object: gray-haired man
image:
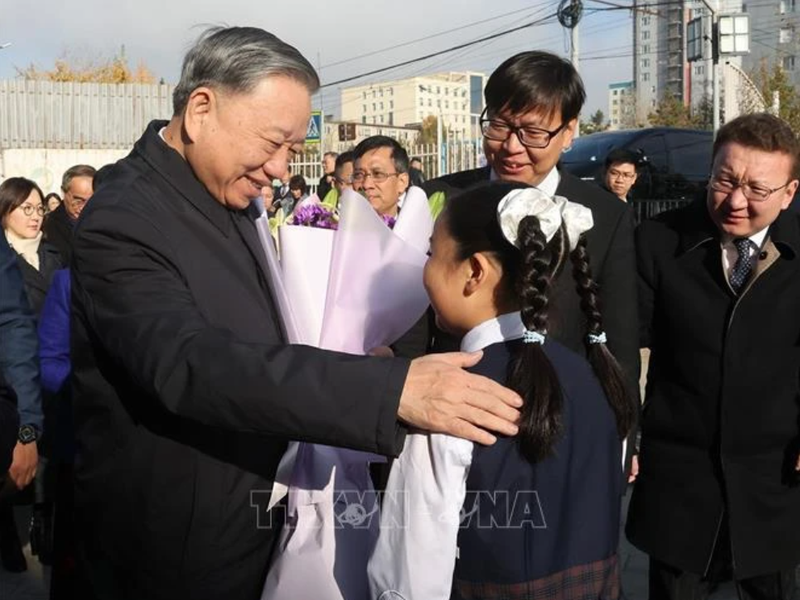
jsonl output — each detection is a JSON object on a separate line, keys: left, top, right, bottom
{"left": 70, "top": 26, "right": 521, "bottom": 599}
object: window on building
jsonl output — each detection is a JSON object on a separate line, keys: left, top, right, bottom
{"left": 780, "top": 0, "right": 796, "bottom": 13}
{"left": 372, "top": 116, "right": 376, "bottom": 124}
{"left": 380, "top": 89, "right": 384, "bottom": 97}
{"left": 380, "top": 115, "right": 384, "bottom": 123}
{"left": 363, "top": 91, "right": 366, "bottom": 99}
{"left": 695, "top": 65, "right": 705, "bottom": 75}
{"left": 372, "top": 90, "right": 376, "bottom": 98}
{"left": 437, "top": 99, "right": 441, "bottom": 107}
{"left": 390, "top": 87, "right": 394, "bottom": 96}
{"left": 613, "top": 99, "right": 619, "bottom": 105}
{"left": 613, "top": 90, "right": 618, "bottom": 96}
{"left": 420, "top": 98, "right": 424, "bottom": 107}
{"left": 362, "top": 104, "right": 367, "bottom": 112}
{"left": 445, "top": 87, "right": 449, "bottom": 95}
{"left": 642, "top": 16, "right": 650, "bottom": 26}
{"left": 641, "top": 58, "right": 650, "bottom": 69}
{"left": 372, "top": 103, "right": 376, "bottom": 111}
{"left": 780, "top": 27, "right": 793, "bottom": 43}
{"left": 437, "top": 86, "right": 441, "bottom": 94}
{"left": 445, "top": 101, "right": 449, "bottom": 109}
{"left": 643, "top": 30, "right": 650, "bottom": 40}
{"left": 390, "top": 100, "right": 394, "bottom": 109}
{"left": 428, "top": 99, "right": 432, "bottom": 107}
{"left": 362, "top": 116, "right": 366, "bottom": 124}
{"left": 642, "top": 44, "right": 651, "bottom": 54}
{"left": 642, "top": 72, "right": 650, "bottom": 82}
{"left": 783, "top": 55, "right": 796, "bottom": 70}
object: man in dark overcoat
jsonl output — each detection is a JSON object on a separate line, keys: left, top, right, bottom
{"left": 69, "top": 27, "right": 521, "bottom": 600}
{"left": 628, "top": 112, "right": 800, "bottom": 600}
{"left": 423, "top": 51, "right": 640, "bottom": 472}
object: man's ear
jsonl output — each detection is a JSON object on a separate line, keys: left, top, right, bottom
{"left": 182, "top": 87, "right": 215, "bottom": 143}
{"left": 397, "top": 172, "right": 410, "bottom": 194}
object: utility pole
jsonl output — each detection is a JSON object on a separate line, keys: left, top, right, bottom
{"left": 572, "top": 25, "right": 580, "bottom": 137}
{"left": 558, "top": 0, "right": 583, "bottom": 137}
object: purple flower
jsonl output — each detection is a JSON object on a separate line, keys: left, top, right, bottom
{"left": 291, "top": 204, "right": 339, "bottom": 230}
{"left": 381, "top": 214, "right": 397, "bottom": 229}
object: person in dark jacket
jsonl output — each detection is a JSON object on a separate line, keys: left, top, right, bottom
{"left": 1, "top": 177, "right": 65, "bottom": 316}
{"left": 0, "top": 232, "right": 42, "bottom": 572}
{"left": 628, "top": 113, "right": 800, "bottom": 600}
{"left": 42, "top": 164, "right": 95, "bottom": 263}
{"left": 422, "top": 50, "right": 640, "bottom": 476}
{"left": 70, "top": 26, "right": 520, "bottom": 600}
{"left": 0, "top": 177, "right": 64, "bottom": 567}
{"left": 316, "top": 151, "right": 338, "bottom": 201}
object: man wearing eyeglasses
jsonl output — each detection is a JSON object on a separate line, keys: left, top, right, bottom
{"left": 603, "top": 148, "right": 639, "bottom": 202}
{"left": 352, "top": 135, "right": 410, "bottom": 218}
{"left": 423, "top": 50, "right": 640, "bottom": 475}
{"left": 628, "top": 113, "right": 800, "bottom": 600}
{"left": 42, "top": 164, "right": 96, "bottom": 263}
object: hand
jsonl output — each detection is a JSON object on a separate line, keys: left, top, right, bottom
{"left": 628, "top": 454, "right": 639, "bottom": 484}
{"left": 8, "top": 442, "right": 38, "bottom": 490}
{"left": 398, "top": 352, "right": 522, "bottom": 445}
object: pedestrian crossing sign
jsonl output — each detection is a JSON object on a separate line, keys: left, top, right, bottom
{"left": 306, "top": 111, "right": 322, "bottom": 144}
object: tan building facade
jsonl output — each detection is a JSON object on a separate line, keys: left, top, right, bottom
{"left": 340, "top": 71, "right": 487, "bottom": 139}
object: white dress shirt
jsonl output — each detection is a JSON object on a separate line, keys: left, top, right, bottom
{"left": 490, "top": 165, "right": 560, "bottom": 198}
{"left": 367, "top": 313, "right": 527, "bottom": 600}
{"left": 720, "top": 227, "right": 769, "bottom": 285}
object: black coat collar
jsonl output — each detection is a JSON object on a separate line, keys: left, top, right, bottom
{"left": 135, "top": 120, "right": 234, "bottom": 238}
{"left": 677, "top": 197, "right": 800, "bottom": 259}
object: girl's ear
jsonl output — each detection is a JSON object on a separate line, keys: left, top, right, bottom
{"left": 464, "top": 252, "right": 500, "bottom": 296}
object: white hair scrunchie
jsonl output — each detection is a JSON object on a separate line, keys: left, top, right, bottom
{"left": 496, "top": 187, "right": 594, "bottom": 251}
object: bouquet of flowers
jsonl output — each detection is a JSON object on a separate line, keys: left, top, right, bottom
{"left": 253, "top": 187, "right": 433, "bottom": 600}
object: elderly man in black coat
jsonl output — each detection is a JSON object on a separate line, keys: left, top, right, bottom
{"left": 628, "top": 113, "right": 800, "bottom": 600}
{"left": 70, "top": 26, "right": 521, "bottom": 600}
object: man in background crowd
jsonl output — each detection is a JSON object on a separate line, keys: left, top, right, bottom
{"left": 317, "top": 151, "right": 339, "bottom": 201}
{"left": 43, "top": 165, "right": 96, "bottom": 263}
{"left": 408, "top": 156, "right": 426, "bottom": 188}
{"left": 603, "top": 148, "right": 639, "bottom": 202}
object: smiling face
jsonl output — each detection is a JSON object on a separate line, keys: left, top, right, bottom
{"left": 4, "top": 189, "right": 45, "bottom": 239}
{"left": 707, "top": 142, "right": 798, "bottom": 238}
{"left": 483, "top": 106, "right": 576, "bottom": 187}
{"left": 182, "top": 76, "right": 311, "bottom": 210}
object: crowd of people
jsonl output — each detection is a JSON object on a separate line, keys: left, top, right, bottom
{"left": 0, "top": 24, "right": 798, "bottom": 600}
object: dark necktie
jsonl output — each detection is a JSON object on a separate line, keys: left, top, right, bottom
{"left": 730, "top": 238, "right": 754, "bottom": 293}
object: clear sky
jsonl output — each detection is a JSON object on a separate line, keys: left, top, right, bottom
{"left": 0, "top": 0, "right": 633, "bottom": 121}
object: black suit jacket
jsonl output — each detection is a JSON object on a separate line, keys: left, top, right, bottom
{"left": 42, "top": 203, "right": 75, "bottom": 264}
{"left": 423, "top": 167, "right": 640, "bottom": 399}
{"left": 71, "top": 121, "right": 410, "bottom": 600}
{"left": 627, "top": 200, "right": 800, "bottom": 578}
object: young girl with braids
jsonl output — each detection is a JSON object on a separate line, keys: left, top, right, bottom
{"left": 368, "top": 181, "right": 635, "bottom": 600}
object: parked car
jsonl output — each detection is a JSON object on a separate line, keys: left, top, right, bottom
{"left": 560, "top": 127, "right": 713, "bottom": 202}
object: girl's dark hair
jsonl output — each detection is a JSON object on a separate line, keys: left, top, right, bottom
{"left": 0, "top": 177, "right": 45, "bottom": 222}
{"left": 442, "top": 182, "right": 634, "bottom": 461}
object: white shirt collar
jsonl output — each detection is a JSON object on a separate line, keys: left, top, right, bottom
{"left": 460, "top": 312, "right": 526, "bottom": 353}
{"left": 722, "top": 227, "right": 769, "bottom": 249}
{"left": 489, "top": 166, "right": 560, "bottom": 198}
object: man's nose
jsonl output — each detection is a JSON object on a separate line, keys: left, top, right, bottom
{"left": 502, "top": 129, "right": 525, "bottom": 153}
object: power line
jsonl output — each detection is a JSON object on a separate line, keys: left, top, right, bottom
{"left": 319, "top": 2, "right": 555, "bottom": 71}
{"left": 319, "top": 11, "right": 559, "bottom": 89}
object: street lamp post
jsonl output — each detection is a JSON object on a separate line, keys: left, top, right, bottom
{"left": 688, "top": 6, "right": 750, "bottom": 133}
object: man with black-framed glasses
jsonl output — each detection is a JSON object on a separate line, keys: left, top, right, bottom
{"left": 629, "top": 112, "right": 800, "bottom": 600}
{"left": 422, "top": 50, "right": 640, "bottom": 479}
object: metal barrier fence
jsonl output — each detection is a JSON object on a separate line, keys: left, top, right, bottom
{"left": 629, "top": 199, "right": 693, "bottom": 224}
